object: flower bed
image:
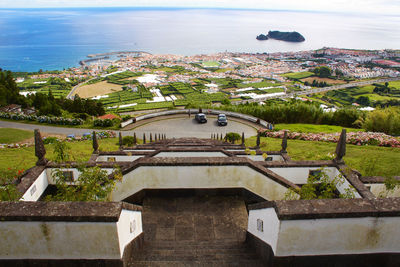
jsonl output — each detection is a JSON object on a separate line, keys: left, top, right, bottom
{"left": 260, "top": 130, "right": 400, "bottom": 148}
{"left": 0, "top": 112, "right": 84, "bottom": 126}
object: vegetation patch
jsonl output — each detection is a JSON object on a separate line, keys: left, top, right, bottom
{"left": 74, "top": 81, "right": 123, "bottom": 99}
{"left": 245, "top": 136, "right": 400, "bottom": 177}
{"left": 0, "top": 128, "right": 33, "bottom": 144}
{"left": 281, "top": 71, "right": 314, "bottom": 79}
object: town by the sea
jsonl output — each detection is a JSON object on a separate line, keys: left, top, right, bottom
{"left": 0, "top": 7, "right": 399, "bottom": 72}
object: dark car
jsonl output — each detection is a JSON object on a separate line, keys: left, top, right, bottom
{"left": 195, "top": 113, "right": 207, "bottom": 123}
{"left": 217, "top": 114, "right": 228, "bottom": 126}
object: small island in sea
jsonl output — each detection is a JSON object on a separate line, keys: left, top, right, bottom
{"left": 257, "top": 30, "right": 305, "bottom": 42}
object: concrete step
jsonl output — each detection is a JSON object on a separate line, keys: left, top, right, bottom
{"left": 143, "top": 240, "right": 248, "bottom": 249}
{"left": 133, "top": 248, "right": 255, "bottom": 256}
{"left": 128, "top": 259, "right": 264, "bottom": 267}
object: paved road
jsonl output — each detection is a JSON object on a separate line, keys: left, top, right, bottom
{"left": 0, "top": 116, "right": 257, "bottom": 139}
{"left": 233, "top": 77, "right": 400, "bottom": 104}
{"left": 130, "top": 116, "right": 257, "bottom": 138}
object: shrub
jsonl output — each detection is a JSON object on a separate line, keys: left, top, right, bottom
{"left": 122, "top": 136, "right": 135, "bottom": 146}
{"left": 225, "top": 132, "right": 241, "bottom": 143}
{"left": 363, "top": 107, "right": 400, "bottom": 136}
{"left": 122, "top": 115, "right": 132, "bottom": 122}
{"left": 93, "top": 118, "right": 113, "bottom": 127}
{"left": 43, "top": 137, "right": 59, "bottom": 144}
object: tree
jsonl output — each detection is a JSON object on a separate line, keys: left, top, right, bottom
{"left": 47, "top": 166, "right": 122, "bottom": 201}
{"left": 356, "top": 96, "right": 371, "bottom": 106}
{"left": 312, "top": 66, "right": 332, "bottom": 78}
{"left": 335, "top": 69, "right": 344, "bottom": 77}
{"left": 53, "top": 140, "right": 71, "bottom": 163}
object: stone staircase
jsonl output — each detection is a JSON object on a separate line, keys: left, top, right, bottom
{"left": 128, "top": 194, "right": 265, "bottom": 267}
{"left": 128, "top": 240, "right": 263, "bottom": 266}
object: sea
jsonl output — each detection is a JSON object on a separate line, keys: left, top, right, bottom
{"left": 0, "top": 7, "right": 399, "bottom": 72}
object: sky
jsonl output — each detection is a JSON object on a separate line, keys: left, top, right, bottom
{"left": 0, "top": 0, "right": 399, "bottom": 14}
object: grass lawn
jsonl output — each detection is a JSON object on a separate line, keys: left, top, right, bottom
{"left": 237, "top": 81, "right": 280, "bottom": 89}
{"left": 281, "top": 71, "right": 314, "bottom": 79}
{"left": 359, "top": 94, "right": 400, "bottom": 101}
{"left": 245, "top": 136, "right": 400, "bottom": 177}
{"left": 274, "top": 123, "right": 363, "bottom": 133}
{"left": 0, "top": 128, "right": 33, "bottom": 144}
{"left": 202, "top": 61, "right": 220, "bottom": 68}
{"left": 0, "top": 138, "right": 120, "bottom": 173}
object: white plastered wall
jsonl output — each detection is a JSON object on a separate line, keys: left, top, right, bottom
{"left": 96, "top": 155, "right": 143, "bottom": 162}
{"left": 276, "top": 216, "right": 400, "bottom": 256}
{"left": 112, "top": 166, "right": 291, "bottom": 201}
{"left": 154, "top": 152, "right": 227, "bottom": 157}
{"left": 237, "top": 155, "right": 284, "bottom": 162}
{"left": 116, "top": 210, "right": 143, "bottom": 257}
{"left": 248, "top": 208, "right": 280, "bottom": 254}
{"left": 0, "top": 221, "right": 120, "bottom": 259}
{"left": 367, "top": 184, "right": 400, "bottom": 198}
{"left": 20, "top": 170, "right": 48, "bottom": 201}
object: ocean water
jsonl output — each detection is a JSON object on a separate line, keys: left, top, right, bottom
{"left": 0, "top": 8, "right": 399, "bottom": 72}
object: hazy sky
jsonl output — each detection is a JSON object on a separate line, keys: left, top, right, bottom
{"left": 0, "top": 0, "right": 399, "bottom": 14}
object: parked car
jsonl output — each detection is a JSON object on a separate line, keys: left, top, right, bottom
{"left": 195, "top": 113, "right": 207, "bottom": 123}
{"left": 217, "top": 114, "right": 228, "bottom": 126}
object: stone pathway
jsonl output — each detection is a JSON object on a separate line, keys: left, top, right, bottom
{"left": 128, "top": 195, "right": 265, "bottom": 266}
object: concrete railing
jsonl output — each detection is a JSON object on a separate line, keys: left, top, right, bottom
{"left": 0, "top": 202, "right": 143, "bottom": 266}
{"left": 121, "top": 109, "right": 271, "bottom": 128}
{"left": 247, "top": 198, "right": 400, "bottom": 262}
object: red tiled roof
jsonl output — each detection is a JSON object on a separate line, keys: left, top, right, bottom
{"left": 98, "top": 114, "right": 120, "bottom": 120}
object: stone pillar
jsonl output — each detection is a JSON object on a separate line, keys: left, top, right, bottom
{"left": 92, "top": 131, "right": 99, "bottom": 154}
{"left": 34, "top": 129, "right": 48, "bottom": 166}
{"left": 335, "top": 129, "right": 347, "bottom": 162}
{"left": 118, "top": 132, "right": 123, "bottom": 149}
{"left": 281, "top": 131, "right": 288, "bottom": 153}
{"left": 143, "top": 133, "right": 146, "bottom": 144}
{"left": 133, "top": 133, "right": 137, "bottom": 144}
{"left": 220, "top": 133, "right": 223, "bottom": 141}
{"left": 150, "top": 133, "right": 153, "bottom": 143}
{"left": 241, "top": 132, "right": 245, "bottom": 146}
{"left": 256, "top": 132, "right": 260, "bottom": 148}
{"left": 155, "top": 134, "right": 158, "bottom": 142}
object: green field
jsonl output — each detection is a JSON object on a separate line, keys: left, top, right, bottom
{"left": 237, "top": 81, "right": 281, "bottom": 89}
{"left": 281, "top": 71, "right": 314, "bottom": 79}
{"left": 0, "top": 128, "right": 33, "bottom": 144}
{"left": 246, "top": 136, "right": 400, "bottom": 177}
{"left": 0, "top": 138, "right": 120, "bottom": 173}
{"left": 322, "top": 81, "right": 400, "bottom": 107}
{"left": 202, "top": 61, "right": 220, "bottom": 68}
{"left": 1, "top": 135, "right": 397, "bottom": 177}
{"left": 274, "top": 123, "right": 363, "bottom": 133}
{"left": 18, "top": 78, "right": 73, "bottom": 98}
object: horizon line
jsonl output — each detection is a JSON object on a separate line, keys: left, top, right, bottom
{"left": 0, "top": 6, "right": 392, "bottom": 16}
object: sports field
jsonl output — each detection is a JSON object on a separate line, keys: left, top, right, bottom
{"left": 74, "top": 81, "right": 123, "bottom": 98}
